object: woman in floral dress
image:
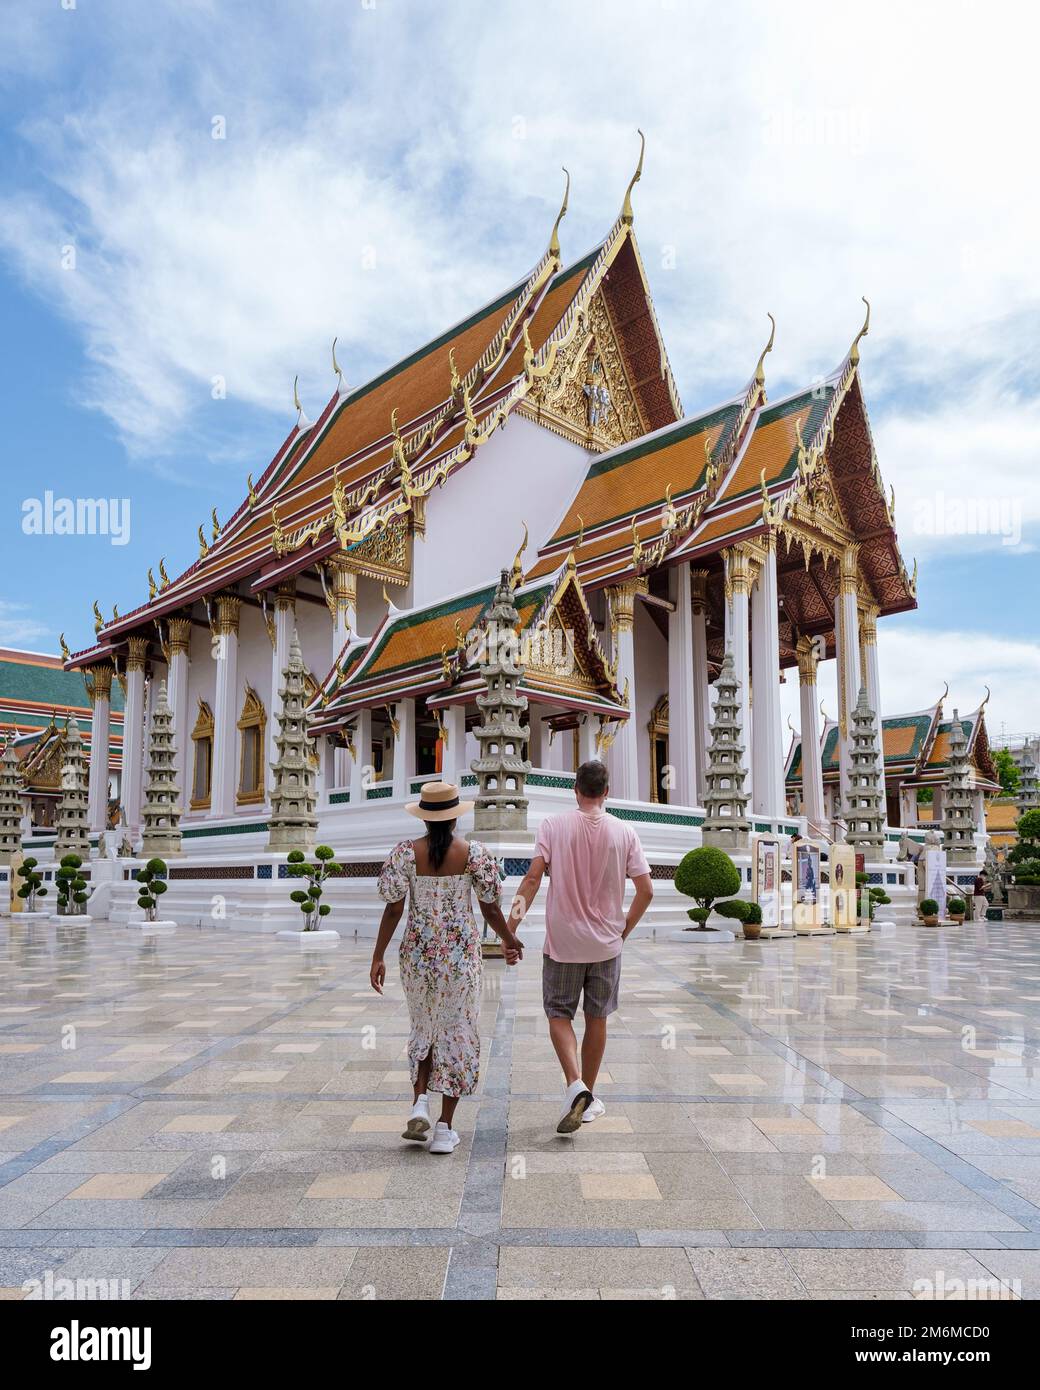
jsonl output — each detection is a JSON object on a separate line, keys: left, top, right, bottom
{"left": 371, "top": 781, "right": 523, "bottom": 1154}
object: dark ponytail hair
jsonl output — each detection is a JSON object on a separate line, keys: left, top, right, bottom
{"left": 425, "top": 819, "right": 457, "bottom": 871}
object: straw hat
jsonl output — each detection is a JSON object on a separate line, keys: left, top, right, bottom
{"left": 405, "top": 780, "right": 474, "bottom": 822}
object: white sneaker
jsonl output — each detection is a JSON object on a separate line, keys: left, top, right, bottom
{"left": 557, "top": 1079, "right": 595, "bottom": 1134}
{"left": 581, "top": 1098, "right": 606, "bottom": 1124}
{"left": 427, "top": 1121, "right": 460, "bottom": 1154}
{"left": 402, "top": 1095, "right": 430, "bottom": 1142}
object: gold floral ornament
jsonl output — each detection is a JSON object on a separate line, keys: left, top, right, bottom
{"left": 511, "top": 521, "right": 529, "bottom": 587}
{"left": 384, "top": 704, "right": 400, "bottom": 738}
{"left": 158, "top": 558, "right": 170, "bottom": 590}
{"left": 271, "top": 505, "right": 286, "bottom": 558}
{"left": 92, "top": 601, "right": 104, "bottom": 635}
{"left": 620, "top": 128, "right": 645, "bottom": 225}
{"left": 661, "top": 484, "right": 678, "bottom": 533}
{"left": 147, "top": 568, "right": 158, "bottom": 601}
{"left": 59, "top": 633, "right": 72, "bottom": 663}
{"left": 112, "top": 604, "right": 120, "bottom": 622}
{"left": 211, "top": 507, "right": 220, "bottom": 541}
{"left": 198, "top": 524, "right": 209, "bottom": 559}
{"left": 630, "top": 516, "right": 644, "bottom": 568}
{"left": 247, "top": 472, "right": 257, "bottom": 508}
{"left": 754, "top": 312, "right": 776, "bottom": 390}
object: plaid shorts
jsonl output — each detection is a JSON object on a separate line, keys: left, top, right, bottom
{"left": 542, "top": 953, "right": 622, "bottom": 1020}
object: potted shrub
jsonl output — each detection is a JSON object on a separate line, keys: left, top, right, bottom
{"left": 714, "top": 898, "right": 763, "bottom": 940}
{"left": 947, "top": 896, "right": 966, "bottom": 925}
{"left": 131, "top": 858, "right": 173, "bottom": 929}
{"left": 277, "top": 846, "right": 341, "bottom": 944}
{"left": 54, "top": 854, "right": 92, "bottom": 920}
{"left": 918, "top": 897, "right": 940, "bottom": 927}
{"left": 14, "top": 857, "right": 47, "bottom": 916}
{"left": 675, "top": 846, "right": 741, "bottom": 932}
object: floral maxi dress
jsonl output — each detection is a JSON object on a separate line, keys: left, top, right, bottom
{"left": 378, "top": 840, "right": 502, "bottom": 1098}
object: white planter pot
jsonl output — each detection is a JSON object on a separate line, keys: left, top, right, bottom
{"left": 9, "top": 911, "right": 48, "bottom": 922}
{"left": 276, "top": 929, "right": 340, "bottom": 946}
{"left": 127, "top": 918, "right": 177, "bottom": 932}
{"left": 666, "top": 927, "right": 736, "bottom": 944}
{"left": 50, "top": 914, "right": 93, "bottom": 925}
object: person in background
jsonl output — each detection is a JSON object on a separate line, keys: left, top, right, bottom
{"left": 973, "top": 869, "right": 990, "bottom": 922}
{"left": 511, "top": 759, "right": 653, "bottom": 1135}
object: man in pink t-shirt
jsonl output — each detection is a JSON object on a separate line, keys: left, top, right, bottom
{"left": 513, "top": 760, "right": 653, "bottom": 1134}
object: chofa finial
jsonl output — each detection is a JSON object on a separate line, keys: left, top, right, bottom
{"left": 621, "top": 129, "right": 645, "bottom": 225}
{"left": 754, "top": 312, "right": 776, "bottom": 388}
{"left": 548, "top": 168, "right": 570, "bottom": 259}
{"left": 849, "top": 296, "right": 871, "bottom": 366}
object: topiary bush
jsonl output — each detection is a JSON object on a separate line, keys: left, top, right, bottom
{"left": 15, "top": 857, "right": 46, "bottom": 913}
{"left": 745, "top": 901, "right": 763, "bottom": 926}
{"left": 687, "top": 907, "right": 710, "bottom": 925}
{"left": 136, "top": 858, "right": 169, "bottom": 923}
{"left": 919, "top": 898, "right": 939, "bottom": 918}
{"left": 675, "top": 847, "right": 741, "bottom": 929}
{"left": 947, "top": 896, "right": 966, "bottom": 916}
{"left": 55, "top": 853, "right": 91, "bottom": 917}
{"left": 714, "top": 899, "right": 751, "bottom": 924}
{"left": 287, "top": 845, "right": 340, "bottom": 931}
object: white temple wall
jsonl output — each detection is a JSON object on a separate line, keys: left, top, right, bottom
{"left": 412, "top": 416, "right": 592, "bottom": 602}
{"left": 633, "top": 601, "right": 668, "bottom": 803}
{"left": 355, "top": 577, "right": 386, "bottom": 646}
{"left": 295, "top": 598, "right": 334, "bottom": 688}
{"left": 182, "top": 619, "right": 216, "bottom": 820}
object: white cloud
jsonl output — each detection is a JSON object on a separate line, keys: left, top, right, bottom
{"left": 0, "top": 601, "right": 50, "bottom": 649}
{"left": 780, "top": 626, "right": 1040, "bottom": 750}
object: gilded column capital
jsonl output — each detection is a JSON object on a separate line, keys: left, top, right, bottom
{"left": 796, "top": 634, "right": 819, "bottom": 685}
{"left": 858, "top": 602, "right": 879, "bottom": 644}
{"left": 607, "top": 576, "right": 648, "bottom": 634}
{"left": 839, "top": 543, "right": 860, "bottom": 597}
{"left": 214, "top": 595, "right": 242, "bottom": 636}
{"left": 725, "top": 544, "right": 760, "bottom": 598}
{"left": 92, "top": 664, "right": 114, "bottom": 700}
{"left": 168, "top": 617, "right": 192, "bottom": 656}
{"left": 126, "top": 636, "right": 149, "bottom": 673}
{"left": 274, "top": 579, "right": 297, "bottom": 611}
{"left": 690, "top": 568, "right": 709, "bottom": 614}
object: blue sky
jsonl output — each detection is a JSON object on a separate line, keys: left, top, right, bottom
{"left": 0, "top": 0, "right": 1037, "bottom": 738}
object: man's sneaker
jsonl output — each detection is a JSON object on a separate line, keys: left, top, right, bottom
{"left": 581, "top": 1098, "right": 606, "bottom": 1124}
{"left": 427, "top": 1122, "right": 460, "bottom": 1154}
{"left": 402, "top": 1095, "right": 430, "bottom": 1142}
{"left": 557, "top": 1079, "right": 595, "bottom": 1135}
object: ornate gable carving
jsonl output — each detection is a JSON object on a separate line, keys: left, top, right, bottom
{"left": 519, "top": 292, "right": 646, "bottom": 451}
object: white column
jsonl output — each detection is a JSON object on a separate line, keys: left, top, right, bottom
{"left": 166, "top": 619, "right": 191, "bottom": 807}
{"left": 269, "top": 583, "right": 295, "bottom": 779}
{"left": 796, "top": 636, "right": 825, "bottom": 830}
{"left": 834, "top": 546, "right": 861, "bottom": 813}
{"left": 691, "top": 569, "right": 711, "bottom": 805}
{"left": 751, "top": 536, "right": 785, "bottom": 816}
{"left": 578, "top": 713, "right": 597, "bottom": 765}
{"left": 607, "top": 580, "right": 645, "bottom": 799}
{"left": 900, "top": 785, "right": 916, "bottom": 828}
{"left": 725, "top": 547, "right": 754, "bottom": 802}
{"left": 391, "top": 698, "right": 416, "bottom": 799}
{"left": 349, "top": 707, "right": 373, "bottom": 806}
{"left": 667, "top": 564, "right": 697, "bottom": 807}
{"left": 859, "top": 603, "right": 881, "bottom": 723}
{"left": 121, "top": 637, "right": 148, "bottom": 839}
{"left": 210, "top": 595, "right": 241, "bottom": 819}
{"left": 526, "top": 709, "right": 544, "bottom": 770}
{"left": 87, "top": 664, "right": 113, "bottom": 834}
{"left": 441, "top": 704, "right": 469, "bottom": 784}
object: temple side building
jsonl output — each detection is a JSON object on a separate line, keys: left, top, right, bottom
{"left": 57, "top": 149, "right": 926, "bottom": 932}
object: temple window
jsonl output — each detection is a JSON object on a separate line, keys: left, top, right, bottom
{"left": 237, "top": 686, "right": 267, "bottom": 805}
{"left": 647, "top": 695, "right": 669, "bottom": 804}
{"left": 190, "top": 700, "right": 214, "bottom": 809}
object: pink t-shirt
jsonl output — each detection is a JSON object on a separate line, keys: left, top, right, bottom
{"left": 535, "top": 809, "right": 651, "bottom": 963}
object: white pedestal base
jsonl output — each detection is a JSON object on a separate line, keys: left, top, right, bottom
{"left": 795, "top": 924, "right": 835, "bottom": 936}
{"left": 9, "top": 911, "right": 48, "bottom": 922}
{"left": 835, "top": 923, "right": 869, "bottom": 935}
{"left": 50, "top": 914, "right": 93, "bottom": 925}
{"left": 127, "top": 919, "right": 177, "bottom": 933}
{"left": 276, "top": 929, "right": 340, "bottom": 946}
{"left": 759, "top": 927, "right": 796, "bottom": 940}
{"left": 666, "top": 927, "right": 736, "bottom": 944}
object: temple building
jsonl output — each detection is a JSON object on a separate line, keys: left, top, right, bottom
{"left": 60, "top": 148, "right": 926, "bottom": 931}
{"left": 0, "top": 647, "right": 124, "bottom": 832}
{"left": 785, "top": 691, "right": 998, "bottom": 854}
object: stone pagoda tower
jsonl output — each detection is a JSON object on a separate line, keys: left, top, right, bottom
{"left": 141, "top": 680, "right": 182, "bottom": 856}
{"left": 470, "top": 569, "right": 531, "bottom": 835}
{"left": 1017, "top": 740, "right": 1039, "bottom": 814}
{"left": 701, "top": 647, "right": 750, "bottom": 850}
{"left": 0, "top": 740, "right": 24, "bottom": 864}
{"left": 54, "top": 723, "right": 90, "bottom": 857}
{"left": 941, "top": 709, "right": 977, "bottom": 864}
{"left": 843, "top": 686, "right": 885, "bottom": 860}
{"left": 267, "top": 631, "right": 318, "bottom": 851}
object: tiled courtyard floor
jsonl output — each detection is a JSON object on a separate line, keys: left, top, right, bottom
{"left": 1, "top": 917, "right": 1040, "bottom": 1300}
